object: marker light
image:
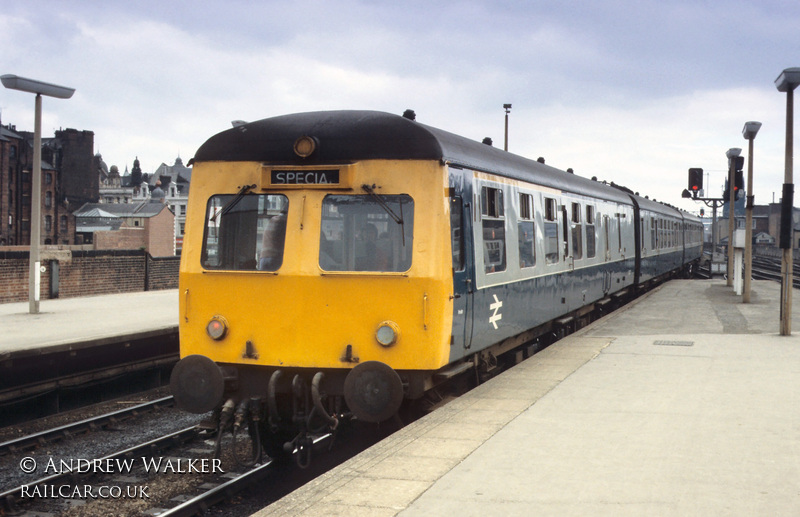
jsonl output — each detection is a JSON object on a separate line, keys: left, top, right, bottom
{"left": 293, "top": 136, "right": 317, "bottom": 158}
{"left": 206, "top": 316, "right": 228, "bottom": 340}
{"left": 375, "top": 321, "right": 400, "bottom": 347}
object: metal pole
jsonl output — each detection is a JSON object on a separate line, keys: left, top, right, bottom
{"left": 727, "top": 155, "right": 735, "bottom": 286}
{"left": 743, "top": 136, "right": 754, "bottom": 303}
{"left": 28, "top": 93, "right": 42, "bottom": 314}
{"left": 712, "top": 201, "right": 718, "bottom": 251}
{"left": 780, "top": 88, "right": 794, "bottom": 335}
{"left": 504, "top": 113, "right": 509, "bottom": 151}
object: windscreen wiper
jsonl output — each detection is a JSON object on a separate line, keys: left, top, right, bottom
{"left": 361, "top": 184, "right": 403, "bottom": 224}
{"left": 361, "top": 184, "right": 406, "bottom": 246}
{"left": 211, "top": 183, "right": 256, "bottom": 222}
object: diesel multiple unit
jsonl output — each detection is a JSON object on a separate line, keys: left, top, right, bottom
{"left": 170, "top": 110, "right": 702, "bottom": 457}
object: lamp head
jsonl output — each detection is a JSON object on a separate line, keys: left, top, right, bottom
{"left": 775, "top": 68, "right": 800, "bottom": 92}
{"left": 742, "top": 121, "right": 762, "bottom": 140}
{"left": 1, "top": 74, "right": 75, "bottom": 99}
{"left": 726, "top": 148, "right": 742, "bottom": 159}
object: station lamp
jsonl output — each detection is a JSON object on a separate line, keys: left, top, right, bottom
{"left": 775, "top": 67, "right": 800, "bottom": 335}
{"left": 741, "top": 121, "right": 762, "bottom": 304}
{"left": 1, "top": 74, "right": 75, "bottom": 314}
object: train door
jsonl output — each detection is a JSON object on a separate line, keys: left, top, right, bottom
{"left": 450, "top": 188, "right": 475, "bottom": 354}
{"left": 562, "top": 204, "right": 573, "bottom": 271}
{"left": 603, "top": 214, "right": 612, "bottom": 293}
{"left": 630, "top": 197, "right": 641, "bottom": 285}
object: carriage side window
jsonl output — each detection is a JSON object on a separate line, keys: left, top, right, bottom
{"left": 518, "top": 193, "right": 535, "bottom": 268}
{"left": 651, "top": 217, "right": 656, "bottom": 250}
{"left": 481, "top": 186, "right": 506, "bottom": 273}
{"left": 657, "top": 219, "right": 662, "bottom": 249}
{"left": 640, "top": 217, "right": 645, "bottom": 250}
{"left": 451, "top": 196, "right": 464, "bottom": 272}
{"left": 319, "top": 194, "right": 414, "bottom": 272}
{"left": 544, "top": 197, "right": 559, "bottom": 264}
{"left": 571, "top": 202, "right": 582, "bottom": 260}
{"left": 202, "top": 193, "right": 287, "bottom": 271}
{"left": 586, "top": 205, "right": 596, "bottom": 258}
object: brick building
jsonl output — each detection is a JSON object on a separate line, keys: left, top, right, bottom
{"left": 0, "top": 124, "right": 95, "bottom": 246}
{"left": 74, "top": 198, "right": 176, "bottom": 256}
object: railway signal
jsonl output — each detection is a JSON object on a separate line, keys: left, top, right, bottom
{"left": 688, "top": 168, "right": 703, "bottom": 196}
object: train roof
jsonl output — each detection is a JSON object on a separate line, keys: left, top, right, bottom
{"left": 192, "top": 110, "right": 640, "bottom": 206}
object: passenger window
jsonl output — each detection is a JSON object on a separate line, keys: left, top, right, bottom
{"left": 586, "top": 206, "right": 596, "bottom": 258}
{"left": 481, "top": 186, "right": 506, "bottom": 273}
{"left": 544, "top": 197, "right": 559, "bottom": 264}
{"left": 319, "top": 194, "right": 414, "bottom": 272}
{"left": 651, "top": 218, "right": 656, "bottom": 250}
{"left": 451, "top": 196, "right": 464, "bottom": 272}
{"left": 518, "top": 193, "right": 535, "bottom": 268}
{"left": 571, "top": 202, "right": 582, "bottom": 260}
{"left": 202, "top": 193, "right": 287, "bottom": 271}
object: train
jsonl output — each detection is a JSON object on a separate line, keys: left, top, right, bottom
{"left": 170, "top": 110, "right": 702, "bottom": 460}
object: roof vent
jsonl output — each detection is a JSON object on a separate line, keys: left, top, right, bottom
{"left": 482, "top": 137, "right": 493, "bottom": 146}
{"left": 402, "top": 109, "right": 416, "bottom": 121}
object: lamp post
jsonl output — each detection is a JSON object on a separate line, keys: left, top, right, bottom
{"left": 503, "top": 103, "right": 512, "bottom": 151}
{"left": 725, "top": 147, "right": 741, "bottom": 287}
{"left": 742, "top": 121, "right": 761, "bottom": 303}
{"left": 775, "top": 67, "right": 800, "bottom": 335}
{"left": 1, "top": 74, "right": 75, "bottom": 314}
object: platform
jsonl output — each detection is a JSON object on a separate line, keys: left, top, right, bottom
{"left": 256, "top": 279, "right": 800, "bottom": 516}
{"left": 0, "top": 289, "right": 178, "bottom": 355}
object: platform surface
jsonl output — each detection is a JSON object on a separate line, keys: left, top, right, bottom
{"left": 0, "top": 289, "right": 178, "bottom": 354}
{"left": 256, "top": 279, "right": 800, "bottom": 516}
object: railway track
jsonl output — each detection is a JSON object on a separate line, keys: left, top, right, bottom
{"left": 0, "top": 393, "right": 370, "bottom": 517}
{"left": 751, "top": 255, "right": 800, "bottom": 289}
{"left": 0, "top": 396, "right": 176, "bottom": 457}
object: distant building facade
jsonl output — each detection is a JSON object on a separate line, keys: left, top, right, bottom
{"left": 0, "top": 124, "right": 92, "bottom": 246}
{"left": 716, "top": 200, "right": 800, "bottom": 249}
{"left": 98, "top": 156, "right": 190, "bottom": 253}
{"left": 74, "top": 199, "right": 175, "bottom": 256}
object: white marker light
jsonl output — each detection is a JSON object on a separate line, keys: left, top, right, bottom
{"left": 376, "top": 321, "right": 400, "bottom": 347}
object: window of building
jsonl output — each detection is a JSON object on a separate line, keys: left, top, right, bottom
{"left": 45, "top": 191, "right": 52, "bottom": 208}
{"left": 60, "top": 216, "right": 68, "bottom": 234}
{"left": 45, "top": 172, "right": 52, "bottom": 185}
{"left": 45, "top": 215, "right": 52, "bottom": 232}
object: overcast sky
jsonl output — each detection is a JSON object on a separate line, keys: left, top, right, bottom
{"left": 2, "top": 0, "right": 799, "bottom": 212}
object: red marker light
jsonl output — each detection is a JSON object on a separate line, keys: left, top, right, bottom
{"left": 206, "top": 317, "right": 228, "bottom": 340}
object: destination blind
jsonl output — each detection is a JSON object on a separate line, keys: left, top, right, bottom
{"left": 271, "top": 170, "right": 339, "bottom": 185}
